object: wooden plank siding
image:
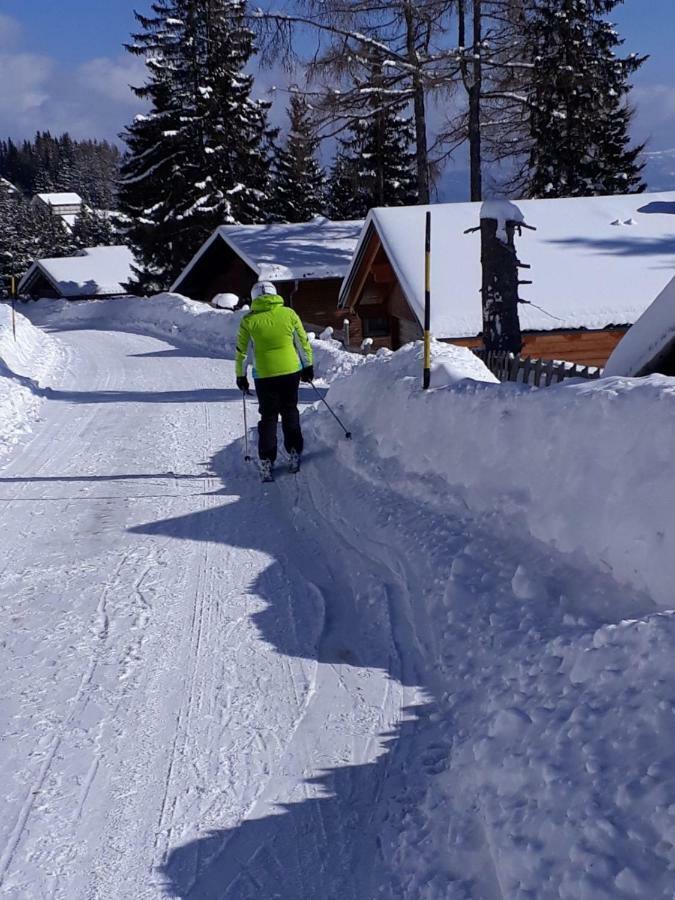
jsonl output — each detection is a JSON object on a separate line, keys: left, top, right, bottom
{"left": 287, "top": 279, "right": 344, "bottom": 332}
{"left": 451, "top": 329, "right": 627, "bottom": 367}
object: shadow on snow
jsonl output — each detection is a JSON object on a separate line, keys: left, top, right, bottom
{"left": 126, "top": 431, "right": 656, "bottom": 899}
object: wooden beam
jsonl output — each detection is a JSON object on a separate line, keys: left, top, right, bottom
{"left": 347, "top": 230, "right": 382, "bottom": 312}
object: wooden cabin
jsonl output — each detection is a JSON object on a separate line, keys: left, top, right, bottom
{"left": 339, "top": 193, "right": 675, "bottom": 367}
{"left": 18, "top": 246, "right": 135, "bottom": 299}
{"left": 171, "top": 218, "right": 363, "bottom": 332}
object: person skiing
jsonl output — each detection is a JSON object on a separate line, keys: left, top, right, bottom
{"left": 236, "top": 281, "right": 314, "bottom": 481}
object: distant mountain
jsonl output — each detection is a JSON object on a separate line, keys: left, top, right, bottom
{"left": 433, "top": 150, "right": 675, "bottom": 206}
{"left": 643, "top": 149, "right": 675, "bottom": 192}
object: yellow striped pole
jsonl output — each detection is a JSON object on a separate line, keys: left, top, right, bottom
{"left": 423, "top": 211, "right": 431, "bottom": 389}
{"left": 10, "top": 276, "right": 16, "bottom": 342}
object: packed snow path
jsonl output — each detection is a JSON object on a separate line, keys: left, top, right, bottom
{"left": 0, "top": 323, "right": 429, "bottom": 899}
{"left": 1, "top": 316, "right": 670, "bottom": 898}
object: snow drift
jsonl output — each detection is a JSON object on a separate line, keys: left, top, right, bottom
{"left": 26, "top": 293, "right": 246, "bottom": 357}
{"left": 0, "top": 303, "right": 65, "bottom": 457}
{"left": 313, "top": 340, "right": 675, "bottom": 609}
{"left": 25, "top": 294, "right": 358, "bottom": 380}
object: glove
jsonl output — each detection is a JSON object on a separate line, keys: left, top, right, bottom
{"left": 236, "top": 376, "right": 250, "bottom": 392}
{"left": 300, "top": 365, "right": 314, "bottom": 384}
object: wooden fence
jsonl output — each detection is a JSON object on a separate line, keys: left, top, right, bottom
{"left": 473, "top": 349, "right": 602, "bottom": 387}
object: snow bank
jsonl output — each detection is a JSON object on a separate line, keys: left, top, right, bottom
{"left": 26, "top": 293, "right": 247, "bottom": 358}
{"left": 309, "top": 335, "right": 366, "bottom": 384}
{"left": 604, "top": 275, "right": 675, "bottom": 376}
{"left": 315, "top": 341, "right": 675, "bottom": 609}
{"left": 25, "top": 294, "right": 360, "bottom": 381}
{"left": 0, "top": 303, "right": 65, "bottom": 457}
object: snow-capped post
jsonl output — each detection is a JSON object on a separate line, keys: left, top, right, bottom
{"left": 468, "top": 201, "right": 534, "bottom": 354}
{"left": 423, "top": 211, "right": 432, "bottom": 389}
{"left": 343, "top": 318, "right": 351, "bottom": 348}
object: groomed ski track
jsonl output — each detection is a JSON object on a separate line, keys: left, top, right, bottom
{"left": 0, "top": 321, "right": 431, "bottom": 900}
{"left": 0, "top": 314, "right": 654, "bottom": 899}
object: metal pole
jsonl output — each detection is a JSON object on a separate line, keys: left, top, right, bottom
{"left": 242, "top": 391, "right": 251, "bottom": 461}
{"left": 310, "top": 382, "right": 352, "bottom": 439}
{"left": 423, "top": 212, "right": 431, "bottom": 389}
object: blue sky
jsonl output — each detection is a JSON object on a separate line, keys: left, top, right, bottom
{"left": 0, "top": 1, "right": 673, "bottom": 167}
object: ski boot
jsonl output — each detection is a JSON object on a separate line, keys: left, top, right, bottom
{"left": 259, "top": 459, "right": 274, "bottom": 483}
{"left": 289, "top": 450, "right": 301, "bottom": 474}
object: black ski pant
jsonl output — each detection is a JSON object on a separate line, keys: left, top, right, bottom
{"left": 255, "top": 371, "right": 303, "bottom": 463}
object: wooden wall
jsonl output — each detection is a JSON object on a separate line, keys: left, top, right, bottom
{"left": 176, "top": 237, "right": 256, "bottom": 302}
{"left": 287, "top": 279, "right": 344, "bottom": 331}
{"left": 451, "top": 328, "right": 627, "bottom": 368}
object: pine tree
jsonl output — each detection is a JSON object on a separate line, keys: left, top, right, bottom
{"left": 31, "top": 203, "right": 78, "bottom": 260}
{"left": 0, "top": 185, "right": 77, "bottom": 286}
{"left": 0, "top": 180, "right": 22, "bottom": 286}
{"left": 118, "top": 0, "right": 274, "bottom": 292}
{"left": 526, "top": 0, "right": 646, "bottom": 198}
{"left": 72, "top": 206, "right": 116, "bottom": 249}
{"left": 324, "top": 57, "right": 418, "bottom": 218}
{"left": 325, "top": 149, "right": 363, "bottom": 220}
{"left": 345, "top": 107, "right": 418, "bottom": 211}
{"left": 270, "top": 94, "right": 325, "bottom": 223}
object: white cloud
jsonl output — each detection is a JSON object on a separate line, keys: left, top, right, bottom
{"left": 0, "top": 51, "right": 54, "bottom": 118}
{"left": 0, "top": 13, "right": 147, "bottom": 144}
{"left": 631, "top": 83, "right": 675, "bottom": 151}
{"left": 77, "top": 56, "right": 148, "bottom": 106}
{"left": 0, "top": 13, "right": 22, "bottom": 50}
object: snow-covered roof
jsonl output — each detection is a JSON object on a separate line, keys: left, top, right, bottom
{"left": 36, "top": 192, "right": 83, "bottom": 207}
{"left": 18, "top": 246, "right": 135, "bottom": 298}
{"left": 604, "top": 275, "right": 675, "bottom": 376}
{"left": 1, "top": 177, "right": 18, "bottom": 194}
{"left": 341, "top": 192, "right": 675, "bottom": 337}
{"left": 172, "top": 217, "right": 364, "bottom": 292}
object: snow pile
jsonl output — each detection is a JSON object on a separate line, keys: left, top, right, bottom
{"left": 211, "top": 292, "right": 240, "bottom": 310}
{"left": 315, "top": 341, "right": 675, "bottom": 608}
{"left": 480, "top": 198, "right": 526, "bottom": 241}
{"left": 604, "top": 275, "right": 675, "bottom": 376}
{"left": 304, "top": 339, "right": 675, "bottom": 895}
{"left": 27, "top": 293, "right": 247, "bottom": 358}
{"left": 0, "top": 303, "right": 65, "bottom": 457}
{"left": 309, "top": 335, "right": 366, "bottom": 384}
{"left": 25, "top": 294, "right": 355, "bottom": 380}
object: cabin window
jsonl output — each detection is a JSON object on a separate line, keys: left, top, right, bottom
{"left": 362, "top": 316, "right": 390, "bottom": 337}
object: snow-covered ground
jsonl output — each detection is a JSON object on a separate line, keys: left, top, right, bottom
{"left": 0, "top": 302, "right": 67, "bottom": 458}
{"left": 1, "top": 297, "right": 675, "bottom": 898}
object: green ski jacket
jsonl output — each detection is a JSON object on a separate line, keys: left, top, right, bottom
{"left": 235, "top": 294, "right": 313, "bottom": 379}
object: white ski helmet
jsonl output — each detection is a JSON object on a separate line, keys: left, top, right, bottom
{"left": 251, "top": 281, "right": 277, "bottom": 300}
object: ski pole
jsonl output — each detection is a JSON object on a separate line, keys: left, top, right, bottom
{"left": 310, "top": 381, "right": 352, "bottom": 440}
{"left": 242, "top": 391, "right": 252, "bottom": 461}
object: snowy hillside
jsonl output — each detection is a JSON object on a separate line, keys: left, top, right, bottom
{"left": 2, "top": 296, "right": 675, "bottom": 898}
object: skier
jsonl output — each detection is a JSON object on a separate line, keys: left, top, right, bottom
{"left": 236, "top": 281, "right": 314, "bottom": 481}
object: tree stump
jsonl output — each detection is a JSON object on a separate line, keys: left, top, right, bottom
{"left": 480, "top": 217, "right": 523, "bottom": 353}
